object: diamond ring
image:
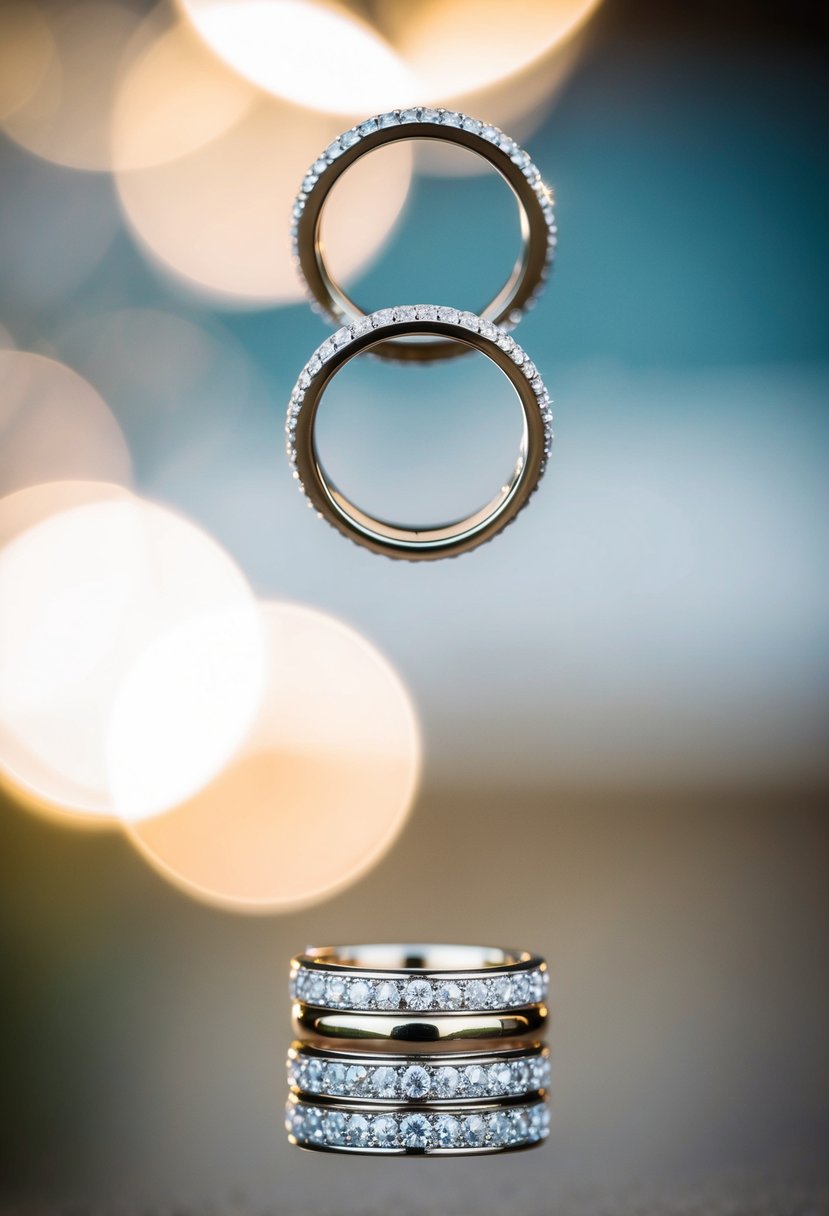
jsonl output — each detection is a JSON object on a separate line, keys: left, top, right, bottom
{"left": 292, "top": 109, "right": 556, "bottom": 362}
{"left": 291, "top": 944, "right": 549, "bottom": 1014}
{"left": 285, "top": 309, "right": 553, "bottom": 560}
{"left": 286, "top": 1092, "right": 550, "bottom": 1155}
{"left": 287, "top": 1043, "right": 550, "bottom": 1104}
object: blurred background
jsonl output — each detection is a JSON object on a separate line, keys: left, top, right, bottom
{"left": 1, "top": 0, "right": 828, "bottom": 1211}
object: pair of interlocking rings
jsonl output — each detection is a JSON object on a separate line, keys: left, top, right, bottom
{"left": 286, "top": 107, "right": 556, "bottom": 560}
{"left": 286, "top": 943, "right": 550, "bottom": 1155}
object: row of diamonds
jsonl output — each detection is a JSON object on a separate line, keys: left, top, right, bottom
{"left": 285, "top": 308, "right": 554, "bottom": 490}
{"left": 288, "top": 1052, "right": 550, "bottom": 1101}
{"left": 291, "top": 959, "right": 548, "bottom": 1012}
{"left": 290, "top": 108, "right": 556, "bottom": 310}
{"left": 286, "top": 1098, "right": 549, "bottom": 1151}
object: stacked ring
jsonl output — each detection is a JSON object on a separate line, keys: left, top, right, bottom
{"left": 287, "top": 1043, "right": 550, "bottom": 1103}
{"left": 285, "top": 1092, "right": 549, "bottom": 1155}
{"left": 285, "top": 944, "right": 550, "bottom": 1155}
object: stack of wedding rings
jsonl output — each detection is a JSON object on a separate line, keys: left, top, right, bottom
{"left": 285, "top": 945, "right": 550, "bottom": 1155}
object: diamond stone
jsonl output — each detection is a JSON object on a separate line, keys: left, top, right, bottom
{"left": 530, "top": 1104, "right": 550, "bottom": 1140}
{"left": 437, "top": 306, "right": 459, "bottom": 323}
{"left": 395, "top": 305, "right": 416, "bottom": 322}
{"left": 301, "top": 1057, "right": 323, "bottom": 1091}
{"left": 303, "top": 972, "right": 323, "bottom": 1001}
{"left": 350, "top": 316, "right": 372, "bottom": 338}
{"left": 511, "top": 973, "right": 531, "bottom": 1005}
{"left": 325, "top": 139, "right": 344, "bottom": 160}
{"left": 378, "top": 111, "right": 399, "bottom": 128}
{"left": 372, "top": 1114, "right": 397, "bottom": 1146}
{"left": 404, "top": 979, "right": 433, "bottom": 1010}
{"left": 322, "top": 1110, "right": 347, "bottom": 1145}
{"left": 434, "top": 1114, "right": 461, "bottom": 1147}
{"left": 400, "top": 1113, "right": 432, "bottom": 1148}
{"left": 340, "top": 128, "right": 360, "bottom": 149}
{"left": 465, "top": 979, "right": 489, "bottom": 1009}
{"left": 512, "top": 1059, "right": 531, "bottom": 1092}
{"left": 304, "top": 1107, "right": 324, "bottom": 1143}
{"left": 491, "top": 976, "right": 513, "bottom": 1008}
{"left": 371, "top": 308, "right": 395, "bottom": 327}
{"left": 346, "top": 1064, "right": 370, "bottom": 1095}
{"left": 358, "top": 117, "right": 378, "bottom": 136}
{"left": 325, "top": 976, "right": 347, "bottom": 1006}
{"left": 324, "top": 1062, "right": 347, "bottom": 1094}
{"left": 442, "top": 110, "right": 463, "bottom": 128}
{"left": 399, "top": 107, "right": 420, "bottom": 123}
{"left": 347, "top": 1114, "right": 371, "bottom": 1147}
{"left": 348, "top": 979, "right": 372, "bottom": 1008}
{"left": 435, "top": 981, "right": 462, "bottom": 1010}
{"left": 462, "top": 1064, "right": 487, "bottom": 1096}
{"left": 375, "top": 980, "right": 400, "bottom": 1010}
{"left": 488, "top": 1111, "right": 512, "bottom": 1145}
{"left": 489, "top": 1061, "right": 512, "bottom": 1094}
{"left": 433, "top": 1065, "right": 460, "bottom": 1097}
{"left": 416, "top": 304, "right": 438, "bottom": 320}
{"left": 419, "top": 107, "right": 441, "bottom": 123}
{"left": 401, "top": 1064, "right": 431, "bottom": 1099}
{"left": 371, "top": 1065, "right": 398, "bottom": 1098}
{"left": 463, "top": 1114, "right": 487, "bottom": 1147}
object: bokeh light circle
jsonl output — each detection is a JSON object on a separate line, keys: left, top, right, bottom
{"left": 0, "top": 350, "right": 132, "bottom": 496}
{"left": 0, "top": 1, "right": 55, "bottom": 123}
{"left": 0, "top": 483, "right": 264, "bottom": 823}
{"left": 0, "top": 0, "right": 146, "bottom": 170}
{"left": 178, "top": 0, "right": 417, "bottom": 116}
{"left": 115, "top": 97, "right": 412, "bottom": 305}
{"left": 110, "top": 16, "right": 257, "bottom": 171}
{"left": 384, "top": 0, "right": 603, "bottom": 101}
{"left": 126, "top": 602, "right": 421, "bottom": 913}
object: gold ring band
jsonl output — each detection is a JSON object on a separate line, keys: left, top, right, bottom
{"left": 292, "top": 107, "right": 556, "bottom": 362}
{"left": 285, "top": 309, "right": 553, "bottom": 560}
{"left": 292, "top": 1002, "right": 548, "bottom": 1047}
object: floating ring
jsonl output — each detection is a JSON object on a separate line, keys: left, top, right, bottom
{"left": 285, "top": 308, "right": 553, "bottom": 560}
{"left": 291, "top": 107, "right": 556, "bottom": 362}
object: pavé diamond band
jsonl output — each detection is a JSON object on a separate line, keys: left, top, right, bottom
{"left": 285, "top": 311, "right": 553, "bottom": 559}
{"left": 292, "top": 108, "right": 556, "bottom": 362}
{"left": 291, "top": 944, "right": 548, "bottom": 1013}
{"left": 286, "top": 1092, "right": 550, "bottom": 1155}
{"left": 287, "top": 1042, "right": 550, "bottom": 1104}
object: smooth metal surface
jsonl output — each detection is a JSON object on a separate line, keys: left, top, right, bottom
{"left": 292, "top": 1002, "right": 548, "bottom": 1046}
{"left": 291, "top": 320, "right": 548, "bottom": 560}
{"left": 296, "top": 944, "right": 539, "bottom": 972}
{"left": 295, "top": 119, "right": 553, "bottom": 362}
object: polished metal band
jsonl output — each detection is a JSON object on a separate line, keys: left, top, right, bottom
{"left": 292, "top": 108, "right": 556, "bottom": 363}
{"left": 286, "top": 1091, "right": 550, "bottom": 1155}
{"left": 285, "top": 310, "right": 553, "bottom": 560}
{"left": 292, "top": 1001, "right": 547, "bottom": 1047}
{"left": 288, "top": 1042, "right": 550, "bottom": 1104}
